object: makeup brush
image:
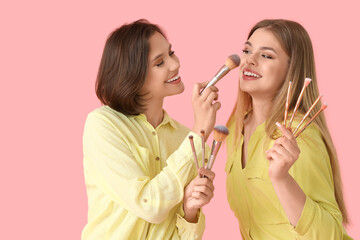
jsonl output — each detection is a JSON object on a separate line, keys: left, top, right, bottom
{"left": 295, "top": 103, "right": 328, "bottom": 138}
{"left": 201, "top": 130, "right": 205, "bottom": 168}
{"left": 200, "top": 54, "right": 241, "bottom": 94}
{"left": 288, "top": 78, "right": 312, "bottom": 129}
{"left": 206, "top": 125, "right": 229, "bottom": 171}
{"left": 188, "top": 135, "right": 200, "bottom": 176}
{"left": 292, "top": 94, "right": 322, "bottom": 135}
{"left": 283, "top": 81, "right": 293, "bottom": 127}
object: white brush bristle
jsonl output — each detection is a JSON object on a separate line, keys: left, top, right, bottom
{"left": 214, "top": 125, "right": 229, "bottom": 142}
{"left": 304, "top": 78, "right": 312, "bottom": 86}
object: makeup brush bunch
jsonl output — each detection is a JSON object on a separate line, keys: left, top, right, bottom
{"left": 188, "top": 125, "right": 229, "bottom": 177}
{"left": 283, "top": 78, "right": 327, "bottom": 138}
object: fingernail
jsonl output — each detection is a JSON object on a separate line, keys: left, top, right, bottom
{"left": 265, "top": 150, "right": 269, "bottom": 153}
{"left": 275, "top": 122, "right": 282, "bottom": 127}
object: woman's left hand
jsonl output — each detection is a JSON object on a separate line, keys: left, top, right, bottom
{"left": 183, "top": 168, "right": 215, "bottom": 223}
{"left": 266, "top": 122, "right": 301, "bottom": 182}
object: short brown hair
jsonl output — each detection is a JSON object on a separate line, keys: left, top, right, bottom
{"left": 95, "top": 19, "right": 165, "bottom": 115}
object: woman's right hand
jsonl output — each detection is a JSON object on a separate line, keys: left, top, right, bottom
{"left": 191, "top": 82, "right": 221, "bottom": 141}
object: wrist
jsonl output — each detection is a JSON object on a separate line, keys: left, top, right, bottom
{"left": 270, "top": 172, "right": 292, "bottom": 184}
{"left": 183, "top": 205, "right": 199, "bottom": 223}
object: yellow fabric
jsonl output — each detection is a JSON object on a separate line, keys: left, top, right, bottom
{"left": 225, "top": 119, "right": 352, "bottom": 240}
{"left": 82, "top": 106, "right": 206, "bottom": 240}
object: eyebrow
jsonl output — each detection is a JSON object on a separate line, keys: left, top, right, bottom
{"left": 152, "top": 44, "right": 172, "bottom": 62}
{"left": 245, "top": 41, "right": 277, "bottom": 54}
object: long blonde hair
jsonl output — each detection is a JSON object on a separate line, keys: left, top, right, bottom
{"left": 227, "top": 19, "right": 348, "bottom": 224}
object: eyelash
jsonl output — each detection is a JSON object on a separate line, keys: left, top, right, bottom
{"left": 156, "top": 61, "right": 164, "bottom": 67}
{"left": 156, "top": 51, "right": 175, "bottom": 67}
{"left": 242, "top": 49, "right": 273, "bottom": 59}
{"left": 262, "top": 54, "right": 272, "bottom": 59}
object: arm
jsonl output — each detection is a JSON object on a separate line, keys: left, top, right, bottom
{"left": 83, "top": 113, "right": 201, "bottom": 224}
{"left": 266, "top": 122, "right": 305, "bottom": 226}
{"left": 176, "top": 168, "right": 215, "bottom": 240}
{"left": 266, "top": 122, "right": 344, "bottom": 239}
{"left": 174, "top": 82, "right": 220, "bottom": 239}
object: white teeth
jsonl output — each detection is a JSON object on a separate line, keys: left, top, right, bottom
{"left": 166, "top": 74, "right": 180, "bottom": 83}
{"left": 244, "top": 71, "right": 260, "bottom": 78}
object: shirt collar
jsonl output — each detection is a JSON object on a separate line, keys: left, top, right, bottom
{"left": 129, "top": 110, "right": 178, "bottom": 130}
{"left": 160, "top": 110, "right": 178, "bottom": 129}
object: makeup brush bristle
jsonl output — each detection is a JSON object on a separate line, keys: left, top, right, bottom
{"left": 304, "top": 78, "right": 312, "bottom": 86}
{"left": 225, "top": 54, "right": 241, "bottom": 70}
{"left": 214, "top": 125, "right": 229, "bottom": 142}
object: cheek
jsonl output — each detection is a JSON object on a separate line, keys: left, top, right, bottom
{"left": 278, "top": 65, "right": 288, "bottom": 79}
{"left": 271, "top": 64, "right": 288, "bottom": 85}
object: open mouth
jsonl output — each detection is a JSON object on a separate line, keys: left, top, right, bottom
{"left": 165, "top": 74, "right": 181, "bottom": 83}
{"left": 242, "top": 68, "right": 262, "bottom": 79}
{"left": 243, "top": 71, "right": 261, "bottom": 78}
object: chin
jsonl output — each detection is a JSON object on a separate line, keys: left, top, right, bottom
{"left": 172, "top": 88, "right": 185, "bottom": 96}
{"left": 168, "top": 86, "right": 185, "bottom": 97}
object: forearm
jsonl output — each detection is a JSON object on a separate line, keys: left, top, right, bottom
{"left": 86, "top": 151, "right": 197, "bottom": 224}
{"left": 271, "top": 173, "right": 306, "bottom": 226}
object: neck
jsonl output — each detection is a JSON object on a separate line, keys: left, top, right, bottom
{"left": 248, "top": 96, "right": 273, "bottom": 126}
{"left": 143, "top": 98, "right": 164, "bottom": 128}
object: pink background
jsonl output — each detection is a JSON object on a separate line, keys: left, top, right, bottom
{"left": 1, "top": 0, "right": 359, "bottom": 239}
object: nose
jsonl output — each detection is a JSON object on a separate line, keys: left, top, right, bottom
{"left": 169, "top": 55, "right": 180, "bottom": 71}
{"left": 245, "top": 53, "right": 257, "bottom": 66}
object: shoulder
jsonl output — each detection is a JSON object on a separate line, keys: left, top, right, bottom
{"left": 86, "top": 106, "right": 131, "bottom": 126}
{"left": 291, "top": 122, "right": 332, "bottom": 176}
{"left": 84, "top": 106, "right": 134, "bottom": 140}
{"left": 296, "top": 122, "right": 324, "bottom": 151}
{"left": 87, "top": 105, "right": 126, "bottom": 121}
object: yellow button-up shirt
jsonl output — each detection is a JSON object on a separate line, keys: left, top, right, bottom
{"left": 225, "top": 118, "right": 352, "bottom": 240}
{"left": 82, "top": 106, "right": 205, "bottom": 239}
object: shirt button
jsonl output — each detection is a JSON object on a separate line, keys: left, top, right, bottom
{"left": 156, "top": 157, "right": 160, "bottom": 161}
{"left": 152, "top": 131, "right": 156, "bottom": 136}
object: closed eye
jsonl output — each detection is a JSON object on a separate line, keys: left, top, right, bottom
{"left": 262, "top": 54, "right": 272, "bottom": 59}
{"left": 156, "top": 60, "right": 164, "bottom": 67}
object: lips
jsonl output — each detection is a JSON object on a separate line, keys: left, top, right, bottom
{"left": 165, "top": 74, "right": 181, "bottom": 84}
{"left": 242, "top": 68, "right": 262, "bottom": 80}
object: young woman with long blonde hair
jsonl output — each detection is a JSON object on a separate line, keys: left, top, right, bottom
{"left": 226, "top": 19, "right": 352, "bottom": 239}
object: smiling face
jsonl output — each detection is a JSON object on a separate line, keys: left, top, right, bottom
{"left": 239, "top": 28, "right": 289, "bottom": 100}
{"left": 140, "top": 31, "right": 184, "bottom": 102}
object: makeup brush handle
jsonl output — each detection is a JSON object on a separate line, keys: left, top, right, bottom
{"left": 207, "top": 154, "right": 216, "bottom": 170}
{"left": 206, "top": 141, "right": 216, "bottom": 169}
{"left": 200, "top": 65, "right": 230, "bottom": 94}
{"left": 206, "top": 141, "right": 222, "bottom": 170}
